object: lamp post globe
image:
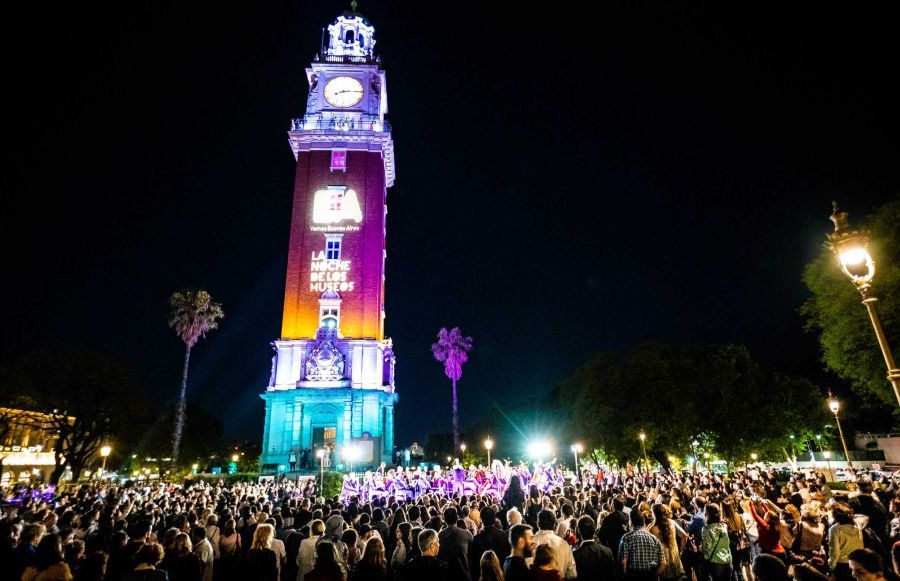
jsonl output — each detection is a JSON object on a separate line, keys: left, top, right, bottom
{"left": 828, "top": 203, "right": 900, "bottom": 406}
{"left": 99, "top": 445, "right": 111, "bottom": 476}
{"left": 484, "top": 438, "right": 493, "bottom": 465}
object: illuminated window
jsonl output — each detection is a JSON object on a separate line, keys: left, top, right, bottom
{"left": 321, "top": 307, "right": 339, "bottom": 329}
{"left": 325, "top": 234, "right": 342, "bottom": 260}
{"left": 330, "top": 150, "right": 347, "bottom": 171}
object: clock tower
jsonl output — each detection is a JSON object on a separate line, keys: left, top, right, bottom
{"left": 259, "top": 6, "right": 397, "bottom": 472}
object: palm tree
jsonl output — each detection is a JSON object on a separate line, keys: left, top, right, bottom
{"left": 167, "top": 290, "right": 224, "bottom": 465}
{"left": 431, "top": 327, "right": 473, "bottom": 452}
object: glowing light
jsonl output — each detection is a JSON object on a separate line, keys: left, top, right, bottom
{"left": 750, "top": 453, "right": 758, "bottom": 461}
{"left": 528, "top": 440, "right": 553, "bottom": 460}
{"left": 703, "top": 452, "right": 710, "bottom": 459}
{"left": 313, "top": 187, "right": 362, "bottom": 225}
{"left": 192, "top": 463, "right": 199, "bottom": 470}
{"left": 840, "top": 247, "right": 867, "bottom": 266}
{"left": 231, "top": 454, "right": 240, "bottom": 462}
{"left": 823, "top": 451, "right": 832, "bottom": 459}
{"left": 639, "top": 433, "right": 646, "bottom": 442}
{"left": 316, "top": 449, "right": 326, "bottom": 459}
{"left": 829, "top": 398, "right": 840, "bottom": 414}
{"left": 460, "top": 443, "right": 466, "bottom": 452}
{"left": 667, "top": 455, "right": 677, "bottom": 463}
{"left": 100, "top": 446, "right": 111, "bottom": 458}
{"left": 344, "top": 445, "right": 360, "bottom": 460}
{"left": 484, "top": 438, "right": 494, "bottom": 451}
{"left": 570, "top": 443, "right": 583, "bottom": 453}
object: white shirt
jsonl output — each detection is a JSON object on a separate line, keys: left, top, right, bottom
{"left": 194, "top": 538, "right": 214, "bottom": 581}
{"left": 297, "top": 535, "right": 320, "bottom": 580}
{"left": 534, "top": 529, "right": 577, "bottom": 579}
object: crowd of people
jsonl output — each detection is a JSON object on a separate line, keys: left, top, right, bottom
{"left": 1, "top": 464, "right": 899, "bottom": 581}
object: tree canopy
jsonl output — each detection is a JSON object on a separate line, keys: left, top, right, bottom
{"left": 802, "top": 200, "right": 900, "bottom": 410}
{"left": 554, "top": 343, "right": 829, "bottom": 466}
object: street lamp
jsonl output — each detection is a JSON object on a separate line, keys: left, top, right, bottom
{"left": 828, "top": 394, "right": 853, "bottom": 469}
{"left": 703, "top": 452, "right": 711, "bottom": 472}
{"left": 484, "top": 438, "right": 493, "bottom": 466}
{"left": 316, "top": 449, "right": 326, "bottom": 487}
{"left": 100, "top": 445, "right": 111, "bottom": 476}
{"left": 460, "top": 443, "right": 466, "bottom": 454}
{"left": 691, "top": 440, "right": 699, "bottom": 474}
{"left": 571, "top": 443, "right": 583, "bottom": 477}
{"left": 344, "top": 445, "right": 360, "bottom": 474}
{"left": 638, "top": 433, "right": 649, "bottom": 474}
{"left": 750, "top": 453, "right": 758, "bottom": 469}
{"left": 828, "top": 203, "right": 900, "bottom": 406}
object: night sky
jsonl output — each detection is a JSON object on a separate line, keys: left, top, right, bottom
{"left": 2, "top": 2, "right": 898, "bottom": 445}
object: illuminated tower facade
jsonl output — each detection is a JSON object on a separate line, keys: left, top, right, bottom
{"left": 259, "top": 7, "right": 397, "bottom": 471}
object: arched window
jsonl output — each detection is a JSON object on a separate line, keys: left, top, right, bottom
{"left": 359, "top": 34, "right": 365, "bottom": 47}
{"left": 345, "top": 29, "right": 355, "bottom": 44}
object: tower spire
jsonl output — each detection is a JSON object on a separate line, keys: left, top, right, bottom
{"left": 351, "top": 0, "right": 358, "bottom": 11}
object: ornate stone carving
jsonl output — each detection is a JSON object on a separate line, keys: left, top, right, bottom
{"left": 305, "top": 326, "right": 345, "bottom": 381}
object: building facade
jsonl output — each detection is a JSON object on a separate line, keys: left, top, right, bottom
{"left": 259, "top": 7, "right": 397, "bottom": 472}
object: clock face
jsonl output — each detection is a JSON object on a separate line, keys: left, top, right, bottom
{"left": 323, "top": 76, "right": 364, "bottom": 108}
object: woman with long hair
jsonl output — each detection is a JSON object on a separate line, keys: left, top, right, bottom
{"left": 722, "top": 498, "right": 752, "bottom": 581}
{"left": 351, "top": 537, "right": 387, "bottom": 581}
{"left": 22, "top": 534, "right": 73, "bottom": 581}
{"left": 390, "top": 522, "right": 412, "bottom": 578}
{"left": 531, "top": 544, "right": 562, "bottom": 581}
{"left": 244, "top": 523, "right": 277, "bottom": 581}
{"left": 480, "top": 550, "right": 505, "bottom": 581}
{"left": 305, "top": 541, "right": 347, "bottom": 581}
{"left": 649, "top": 503, "right": 686, "bottom": 581}
{"left": 502, "top": 475, "right": 526, "bottom": 514}
{"left": 160, "top": 533, "right": 202, "bottom": 581}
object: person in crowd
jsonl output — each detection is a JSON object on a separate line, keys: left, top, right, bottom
{"left": 848, "top": 549, "right": 889, "bottom": 581}
{"left": 245, "top": 523, "right": 278, "bottom": 581}
{"left": 123, "top": 543, "right": 168, "bottom": 581}
{"left": 190, "top": 525, "right": 214, "bottom": 581}
{"left": 504, "top": 524, "right": 535, "bottom": 581}
{"left": 618, "top": 508, "right": 662, "bottom": 581}
{"left": 403, "top": 529, "right": 447, "bottom": 581}
{"left": 752, "top": 554, "right": 790, "bottom": 581}
{"left": 479, "top": 550, "right": 505, "bottom": 581}
{"left": 702, "top": 503, "right": 734, "bottom": 581}
{"left": 531, "top": 544, "right": 563, "bottom": 581}
{"left": 305, "top": 540, "right": 347, "bottom": 581}
{"left": 298, "top": 519, "right": 325, "bottom": 581}
{"left": 599, "top": 497, "right": 630, "bottom": 562}
{"left": 830, "top": 503, "right": 866, "bottom": 581}
{"left": 572, "top": 515, "right": 616, "bottom": 581}
{"left": 470, "top": 507, "right": 509, "bottom": 579}
{"left": 533, "top": 509, "right": 576, "bottom": 580}
{"left": 161, "top": 532, "right": 202, "bottom": 581}
{"left": 21, "top": 533, "right": 73, "bottom": 581}
{"left": 437, "top": 507, "right": 473, "bottom": 581}
{"left": 352, "top": 536, "right": 388, "bottom": 581}
{"left": 391, "top": 522, "right": 412, "bottom": 578}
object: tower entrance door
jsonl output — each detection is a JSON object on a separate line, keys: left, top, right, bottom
{"left": 312, "top": 426, "right": 336, "bottom": 450}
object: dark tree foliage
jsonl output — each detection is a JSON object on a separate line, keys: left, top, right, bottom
{"left": 554, "top": 343, "right": 829, "bottom": 466}
{"left": 0, "top": 350, "right": 151, "bottom": 484}
{"left": 802, "top": 200, "right": 900, "bottom": 410}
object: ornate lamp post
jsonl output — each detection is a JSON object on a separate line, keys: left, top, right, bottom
{"left": 484, "top": 438, "right": 493, "bottom": 466}
{"left": 571, "top": 443, "right": 583, "bottom": 477}
{"left": 828, "top": 203, "right": 900, "bottom": 406}
{"left": 639, "top": 433, "right": 650, "bottom": 473}
{"left": 691, "top": 440, "right": 699, "bottom": 474}
{"left": 828, "top": 394, "right": 853, "bottom": 469}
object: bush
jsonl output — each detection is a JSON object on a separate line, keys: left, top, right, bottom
{"left": 322, "top": 471, "right": 343, "bottom": 498}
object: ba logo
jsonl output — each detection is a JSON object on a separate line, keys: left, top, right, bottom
{"left": 312, "top": 186, "right": 363, "bottom": 224}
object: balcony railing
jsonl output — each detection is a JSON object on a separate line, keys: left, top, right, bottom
{"left": 314, "top": 52, "right": 379, "bottom": 65}
{"left": 291, "top": 116, "right": 390, "bottom": 134}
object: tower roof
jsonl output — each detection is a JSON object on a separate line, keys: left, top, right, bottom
{"left": 321, "top": 2, "right": 377, "bottom": 62}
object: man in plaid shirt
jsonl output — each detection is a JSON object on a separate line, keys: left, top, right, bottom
{"left": 618, "top": 509, "right": 663, "bottom": 581}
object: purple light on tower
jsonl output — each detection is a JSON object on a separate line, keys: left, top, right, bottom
{"left": 431, "top": 327, "right": 473, "bottom": 452}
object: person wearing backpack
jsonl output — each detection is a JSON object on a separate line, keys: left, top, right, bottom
{"left": 701, "top": 504, "right": 733, "bottom": 581}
